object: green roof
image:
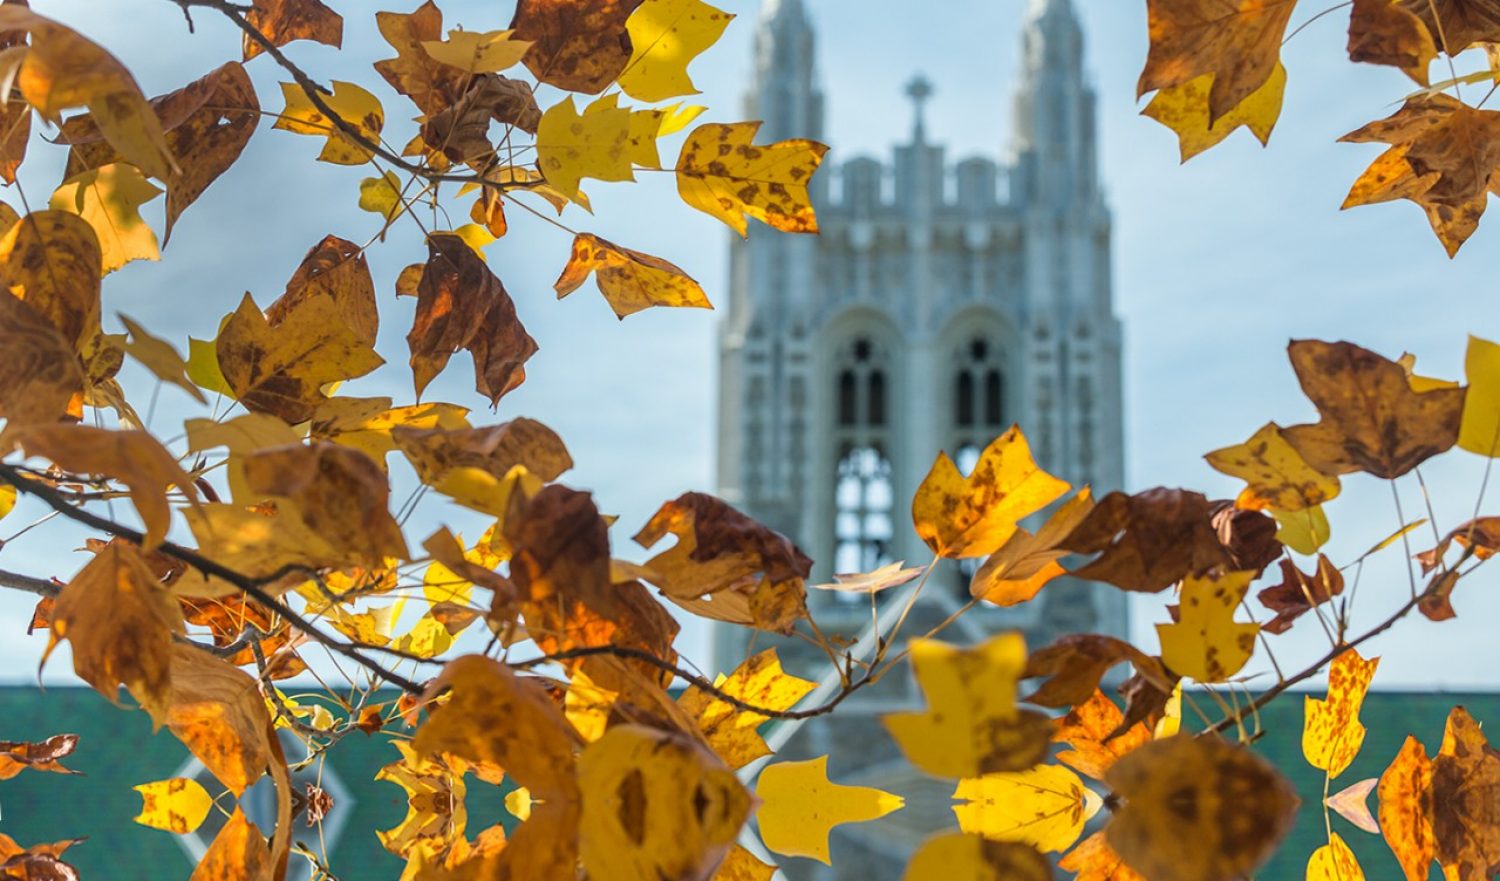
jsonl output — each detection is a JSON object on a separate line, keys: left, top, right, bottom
{"left": 0, "top": 687, "right": 1487, "bottom": 880}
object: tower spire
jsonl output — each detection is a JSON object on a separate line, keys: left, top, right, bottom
{"left": 905, "top": 74, "right": 933, "bottom": 144}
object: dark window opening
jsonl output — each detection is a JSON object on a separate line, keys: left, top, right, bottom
{"left": 838, "top": 370, "right": 857, "bottom": 426}
{"left": 956, "top": 371, "right": 975, "bottom": 426}
{"left": 984, "top": 370, "right": 1003, "bottom": 425}
{"left": 869, "top": 371, "right": 887, "bottom": 426}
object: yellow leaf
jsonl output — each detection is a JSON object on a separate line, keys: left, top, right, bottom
{"left": 953, "top": 764, "right": 1101, "bottom": 853}
{"left": 536, "top": 95, "right": 633, "bottom": 204}
{"left": 48, "top": 163, "right": 162, "bottom": 274}
{"left": 713, "top": 844, "right": 775, "bottom": 881}
{"left": 617, "top": 0, "right": 734, "bottom": 103}
{"left": 553, "top": 232, "right": 710, "bottom": 318}
{"left": 1303, "top": 648, "right": 1379, "bottom": 778}
{"left": 173, "top": 503, "right": 343, "bottom": 598}
{"left": 421, "top": 29, "right": 532, "bottom": 73}
{"left": 0, "top": 484, "right": 15, "bottom": 521}
{"left": 186, "top": 336, "right": 232, "bottom": 397}
{"left": 389, "top": 614, "right": 458, "bottom": 659}
{"left": 504, "top": 786, "right": 532, "bottom": 822}
{"left": 1275, "top": 504, "right": 1332, "bottom": 555}
{"left": 184, "top": 412, "right": 301, "bottom": 504}
{"left": 42, "top": 541, "right": 183, "bottom": 727}
{"left": 883, "top": 632, "right": 1052, "bottom": 778}
{"left": 119, "top": 315, "right": 205, "bottom": 404}
{"left": 215, "top": 292, "right": 384, "bottom": 423}
{"left": 1307, "top": 832, "right": 1365, "bottom": 881}
{"left": 161, "top": 644, "right": 276, "bottom": 796}
{"left": 676, "top": 121, "right": 827, "bottom": 235}
{"left": 579, "top": 725, "right": 751, "bottom": 881}
{"left": 326, "top": 603, "right": 400, "bottom": 647}
{"left": 1142, "top": 64, "right": 1286, "bottom": 162}
{"left": 133, "top": 777, "right": 212, "bottom": 834}
{"left": 755, "top": 755, "right": 903, "bottom": 864}
{"left": 274, "top": 80, "right": 384, "bottom": 166}
{"left": 970, "top": 488, "right": 1093, "bottom": 606}
{"left": 627, "top": 101, "right": 705, "bottom": 168}
{"left": 677, "top": 648, "right": 815, "bottom": 769}
{"left": 1157, "top": 569, "right": 1259, "bottom": 683}
{"left": 309, "top": 396, "right": 470, "bottom": 467}
{"left": 902, "top": 832, "right": 1052, "bottom": 881}
{"left": 358, "top": 170, "right": 406, "bottom": 222}
{"left": 912, "top": 426, "right": 1069, "bottom": 559}
{"left": 190, "top": 808, "right": 272, "bottom": 881}
{"left": 1459, "top": 335, "right": 1500, "bottom": 456}
{"left": 1204, "top": 422, "right": 1339, "bottom": 512}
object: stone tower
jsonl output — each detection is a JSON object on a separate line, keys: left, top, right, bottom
{"left": 714, "top": 1, "right": 1128, "bottom": 875}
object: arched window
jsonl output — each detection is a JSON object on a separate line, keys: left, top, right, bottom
{"left": 831, "top": 336, "right": 895, "bottom": 583}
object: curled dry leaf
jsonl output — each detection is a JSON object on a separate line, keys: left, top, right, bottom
{"left": 579, "top": 725, "right": 750, "bottom": 881}
{"left": 1060, "top": 487, "right": 1230, "bottom": 592}
{"left": 912, "top": 426, "right": 1069, "bottom": 560}
{"left": 510, "top": 0, "right": 645, "bottom": 94}
{"left": 1209, "top": 501, "right": 1281, "bottom": 576}
{"left": 754, "top": 754, "right": 903, "bottom": 864}
{"left": 406, "top": 233, "right": 537, "bottom": 407}
{"left": 1303, "top": 647, "right": 1380, "bottom": 778}
{"left": 1259, "top": 553, "right": 1343, "bottom": 634}
{"left": 42, "top": 541, "right": 183, "bottom": 726}
{"left": 675, "top": 121, "right": 828, "bottom": 236}
{"left": 1022, "top": 632, "right": 1165, "bottom": 716}
{"left": 1105, "top": 735, "right": 1299, "bottom": 881}
{"left": 1398, "top": 0, "right": 1500, "bottom": 54}
{"left": 634, "top": 491, "right": 812, "bottom": 634}
{"left": 243, "top": 0, "right": 343, "bottom": 61}
{"left": 0, "top": 734, "right": 80, "bottom": 779}
{"left": 883, "top": 632, "right": 1052, "bottom": 779}
{"left": 1051, "top": 689, "right": 1153, "bottom": 782}
{"left": 392, "top": 418, "right": 569, "bottom": 515}
{"left": 1348, "top": 0, "right": 1436, "bottom": 84}
{"left": 553, "top": 233, "right": 711, "bottom": 319}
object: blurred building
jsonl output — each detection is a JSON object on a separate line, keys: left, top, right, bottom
{"left": 712, "top": 0, "right": 1128, "bottom": 875}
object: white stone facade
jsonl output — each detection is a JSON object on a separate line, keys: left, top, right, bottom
{"left": 713, "top": 1, "right": 1129, "bottom": 872}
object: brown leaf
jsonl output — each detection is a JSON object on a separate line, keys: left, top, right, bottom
{"left": 1432, "top": 706, "right": 1500, "bottom": 881}
{"left": 0, "top": 734, "right": 80, "bottom": 780}
{"left": 0, "top": 211, "right": 102, "bottom": 349}
{"left": 1341, "top": 96, "right": 1500, "bottom": 256}
{"left": 244, "top": 0, "right": 343, "bottom": 61}
{"left": 1022, "top": 633, "right": 1170, "bottom": 716}
{"left": 1137, "top": 0, "right": 1298, "bottom": 124}
{"left": 1105, "top": 734, "right": 1299, "bottom": 881}
{"left": 1052, "top": 690, "right": 1152, "bottom": 782}
{"left": 179, "top": 594, "right": 291, "bottom": 669}
{"left": 239, "top": 441, "right": 409, "bottom": 567}
{"left": 1380, "top": 734, "right": 1435, "bottom": 881}
{"left": 373, "top": 1, "right": 467, "bottom": 117}
{"left": 510, "top": 0, "right": 644, "bottom": 94}
{"left": 27, "top": 595, "right": 56, "bottom": 635}
{"left": 971, "top": 489, "right": 1094, "bottom": 607}
{"left": 634, "top": 492, "right": 811, "bottom": 634}
{"left": 1349, "top": 0, "right": 1437, "bottom": 84}
{"left": 0, "top": 292, "right": 85, "bottom": 429}
{"left": 1060, "top": 830, "right": 1146, "bottom": 881}
{"left": 406, "top": 233, "right": 537, "bottom": 406}
{"left": 18, "top": 425, "right": 198, "bottom": 548}
{"left": 394, "top": 418, "right": 572, "bottom": 487}
{"left": 1282, "top": 340, "right": 1466, "bottom": 476}
{"left": 1258, "top": 554, "right": 1343, "bottom": 634}
{"left": 42, "top": 541, "right": 183, "bottom": 725}
{"left": 422, "top": 74, "right": 540, "bottom": 166}
{"left": 0, "top": 11, "right": 29, "bottom": 185}
{"left": 188, "top": 808, "right": 272, "bottom": 881}
{"left": 1060, "top": 487, "right": 1230, "bottom": 592}
{"left": 61, "top": 62, "right": 259, "bottom": 241}
{"left": 264, "top": 235, "right": 378, "bottom": 347}
{"left": 1398, "top": 0, "right": 1500, "bottom": 53}
{"left": 1416, "top": 516, "right": 1500, "bottom": 573}
{"left": 1209, "top": 501, "right": 1281, "bottom": 576}
{"left": 163, "top": 643, "right": 275, "bottom": 796}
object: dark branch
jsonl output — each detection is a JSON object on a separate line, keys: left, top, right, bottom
{"left": 0, "top": 567, "right": 59, "bottom": 598}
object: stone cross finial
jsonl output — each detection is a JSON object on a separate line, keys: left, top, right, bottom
{"left": 905, "top": 73, "right": 933, "bottom": 142}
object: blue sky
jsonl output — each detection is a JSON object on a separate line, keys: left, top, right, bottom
{"left": 4, "top": 0, "right": 1500, "bottom": 690}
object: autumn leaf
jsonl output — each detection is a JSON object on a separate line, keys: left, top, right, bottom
{"left": 1398, "top": 0, "right": 1500, "bottom": 53}
{"left": 392, "top": 418, "right": 570, "bottom": 515}
{"left": 1304, "top": 647, "right": 1380, "bottom": 778}
{"left": 883, "top": 632, "right": 1052, "bottom": 778}
{"left": 1137, "top": 0, "right": 1298, "bottom": 125}
{"left": 1157, "top": 569, "right": 1259, "bottom": 683}
{"left": 1307, "top": 832, "right": 1366, "bottom": 881}
{"left": 536, "top": 95, "right": 634, "bottom": 203}
{"left": 1204, "top": 421, "right": 1339, "bottom": 511}
{"left": 553, "top": 233, "right": 710, "bottom": 318}
{"left": 677, "top": 648, "right": 815, "bottom": 769}
{"left": 162, "top": 644, "right": 276, "bottom": 795}
{"left": 41, "top": 541, "right": 183, "bottom": 725}
{"left": 0, "top": 291, "right": 86, "bottom": 428}
{"left": 714, "top": 845, "right": 776, "bottom": 881}
{"left": 49, "top": 163, "right": 162, "bottom": 274}
{"left": 133, "top": 777, "right": 213, "bottom": 834}
{"left": 812, "top": 560, "right": 927, "bottom": 595}
{"left": 634, "top": 491, "right": 812, "bottom": 634}
{"left": 0, "top": 210, "right": 103, "bottom": 349}
{"left": 0, "top": 6, "right": 174, "bottom": 180}
{"left": 1059, "top": 831, "right": 1146, "bottom": 881}
{"left": 190, "top": 808, "right": 272, "bottom": 881}
{"left": 1142, "top": 63, "right": 1286, "bottom": 161}
{"left": 243, "top": 0, "right": 343, "bottom": 60}
{"left": 310, "top": 397, "right": 470, "bottom": 467}
{"left": 18, "top": 424, "right": 198, "bottom": 548}
{"left": 266, "top": 235, "right": 379, "bottom": 348}
{"left": 676, "top": 121, "right": 828, "bottom": 235}
{"left": 1051, "top": 689, "right": 1153, "bottom": 781}
{"left": 912, "top": 426, "right": 1068, "bottom": 559}
{"left": 902, "top": 833, "right": 1052, "bottom": 881}
{"left": 1022, "top": 632, "right": 1168, "bottom": 716}
{"left": 1282, "top": 339, "right": 1465, "bottom": 478}
{"left": 616, "top": 0, "right": 734, "bottom": 103}
{"left": 579, "top": 725, "right": 751, "bottom": 881}
{"left": 1273, "top": 504, "right": 1332, "bottom": 555}
{"left": 421, "top": 29, "right": 532, "bottom": 74}
{"left": 406, "top": 233, "right": 538, "bottom": 406}
{"left": 970, "top": 488, "right": 1093, "bottom": 606}
{"left": 1060, "top": 487, "right": 1230, "bottom": 592}
{"left": 1457, "top": 335, "right": 1500, "bottom": 456}
{"left": 1105, "top": 735, "right": 1299, "bottom": 881}
{"left": 953, "top": 763, "right": 1101, "bottom": 853}
{"left": 1328, "top": 777, "right": 1381, "bottom": 834}
{"left": 1341, "top": 95, "right": 1500, "bottom": 256}
{"left": 1258, "top": 553, "right": 1342, "bottom": 633}
{"left": 510, "top": 0, "right": 645, "bottom": 93}
{"left": 216, "top": 291, "right": 383, "bottom": 423}
{"left": 118, "top": 315, "right": 205, "bottom": 404}
{"left": 1379, "top": 735, "right": 1435, "bottom": 881}
{"left": 427, "top": 75, "right": 542, "bottom": 166}
{"left": 755, "top": 755, "right": 903, "bottom": 863}
{"left": 274, "top": 80, "right": 383, "bottom": 166}
{"left": 1348, "top": 0, "right": 1436, "bottom": 84}
{"left": 0, "top": 734, "right": 80, "bottom": 780}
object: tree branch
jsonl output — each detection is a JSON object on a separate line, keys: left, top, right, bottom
{"left": 0, "top": 567, "right": 59, "bottom": 598}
